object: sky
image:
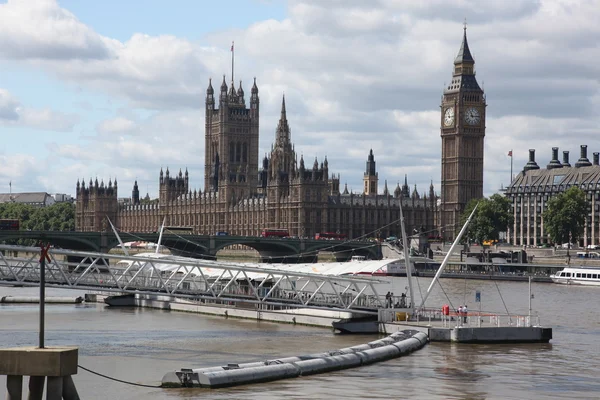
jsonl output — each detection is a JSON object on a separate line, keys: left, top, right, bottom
{"left": 0, "top": 0, "right": 599, "bottom": 200}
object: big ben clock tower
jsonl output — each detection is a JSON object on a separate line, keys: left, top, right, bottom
{"left": 440, "top": 25, "right": 486, "bottom": 241}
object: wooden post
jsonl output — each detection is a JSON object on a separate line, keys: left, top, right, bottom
{"left": 6, "top": 375, "right": 23, "bottom": 400}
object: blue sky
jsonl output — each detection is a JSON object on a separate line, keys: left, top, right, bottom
{"left": 1, "top": 0, "right": 599, "bottom": 199}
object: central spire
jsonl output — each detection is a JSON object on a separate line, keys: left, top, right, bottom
{"left": 454, "top": 23, "right": 474, "bottom": 65}
{"left": 275, "top": 94, "right": 290, "bottom": 146}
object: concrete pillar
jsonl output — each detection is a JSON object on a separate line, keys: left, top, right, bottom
{"left": 62, "top": 375, "right": 80, "bottom": 400}
{"left": 46, "top": 377, "right": 63, "bottom": 400}
{"left": 27, "top": 376, "right": 45, "bottom": 400}
{"left": 6, "top": 375, "right": 23, "bottom": 400}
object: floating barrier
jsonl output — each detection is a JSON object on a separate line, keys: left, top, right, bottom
{"left": 162, "top": 329, "right": 428, "bottom": 389}
{"left": 0, "top": 296, "right": 84, "bottom": 304}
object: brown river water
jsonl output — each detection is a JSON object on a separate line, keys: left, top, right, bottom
{"left": 1, "top": 276, "right": 599, "bottom": 399}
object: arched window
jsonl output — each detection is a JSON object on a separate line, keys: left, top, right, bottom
{"left": 242, "top": 143, "right": 248, "bottom": 162}
{"left": 236, "top": 142, "right": 242, "bottom": 162}
{"left": 229, "top": 143, "right": 235, "bottom": 162}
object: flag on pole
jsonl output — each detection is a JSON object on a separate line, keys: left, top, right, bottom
{"left": 231, "top": 41, "right": 234, "bottom": 52}
{"left": 508, "top": 150, "right": 513, "bottom": 157}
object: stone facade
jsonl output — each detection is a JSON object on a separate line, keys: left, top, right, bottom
{"left": 440, "top": 27, "right": 486, "bottom": 241}
{"left": 75, "top": 82, "right": 438, "bottom": 239}
{"left": 506, "top": 146, "right": 600, "bottom": 247}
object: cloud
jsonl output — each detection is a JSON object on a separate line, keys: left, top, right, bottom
{"left": 97, "top": 117, "right": 139, "bottom": 135}
{"left": 2, "top": 0, "right": 600, "bottom": 200}
{"left": 0, "top": 89, "right": 77, "bottom": 131}
{"left": 0, "top": 0, "right": 112, "bottom": 60}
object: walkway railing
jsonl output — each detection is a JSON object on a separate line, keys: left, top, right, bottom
{"left": 0, "top": 244, "right": 387, "bottom": 315}
{"left": 378, "top": 307, "right": 541, "bottom": 328}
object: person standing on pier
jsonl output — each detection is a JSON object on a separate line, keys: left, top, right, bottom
{"left": 463, "top": 305, "right": 468, "bottom": 323}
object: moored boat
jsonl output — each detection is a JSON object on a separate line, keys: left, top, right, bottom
{"left": 550, "top": 266, "right": 600, "bottom": 286}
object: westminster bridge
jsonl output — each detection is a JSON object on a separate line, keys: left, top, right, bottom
{"left": 0, "top": 231, "right": 382, "bottom": 263}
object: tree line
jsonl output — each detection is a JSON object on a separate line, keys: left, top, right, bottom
{"left": 460, "top": 187, "right": 587, "bottom": 252}
{"left": 0, "top": 202, "right": 75, "bottom": 231}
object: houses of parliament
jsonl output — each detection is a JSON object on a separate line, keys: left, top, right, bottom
{"left": 75, "top": 28, "right": 485, "bottom": 242}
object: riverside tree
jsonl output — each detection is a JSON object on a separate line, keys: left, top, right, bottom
{"left": 542, "top": 186, "right": 587, "bottom": 258}
{"left": 460, "top": 194, "right": 513, "bottom": 245}
{"left": 0, "top": 202, "right": 75, "bottom": 231}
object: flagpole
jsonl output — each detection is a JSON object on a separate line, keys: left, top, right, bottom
{"left": 510, "top": 149, "right": 513, "bottom": 183}
{"left": 231, "top": 41, "right": 234, "bottom": 84}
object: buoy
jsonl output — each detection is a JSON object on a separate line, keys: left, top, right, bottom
{"left": 442, "top": 304, "right": 450, "bottom": 315}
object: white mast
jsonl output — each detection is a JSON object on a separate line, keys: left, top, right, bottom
{"left": 398, "top": 200, "right": 415, "bottom": 314}
{"left": 156, "top": 217, "right": 166, "bottom": 254}
{"left": 107, "top": 217, "right": 129, "bottom": 257}
{"left": 417, "top": 203, "right": 479, "bottom": 311}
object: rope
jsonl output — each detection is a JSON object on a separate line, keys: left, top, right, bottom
{"left": 78, "top": 364, "right": 161, "bottom": 388}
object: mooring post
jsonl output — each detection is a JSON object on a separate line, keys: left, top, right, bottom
{"left": 62, "top": 375, "right": 80, "bottom": 400}
{"left": 46, "top": 377, "right": 63, "bottom": 400}
{"left": 6, "top": 375, "right": 23, "bottom": 400}
{"left": 39, "top": 244, "right": 51, "bottom": 349}
{"left": 28, "top": 376, "right": 45, "bottom": 400}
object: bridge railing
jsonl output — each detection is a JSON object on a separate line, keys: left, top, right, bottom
{"left": 0, "top": 244, "right": 386, "bottom": 314}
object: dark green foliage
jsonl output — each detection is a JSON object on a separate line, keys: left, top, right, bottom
{"left": 542, "top": 186, "right": 587, "bottom": 254}
{"left": 0, "top": 202, "right": 75, "bottom": 231}
{"left": 460, "top": 194, "right": 514, "bottom": 245}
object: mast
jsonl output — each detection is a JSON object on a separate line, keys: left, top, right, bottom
{"left": 107, "top": 217, "right": 129, "bottom": 257}
{"left": 398, "top": 199, "right": 415, "bottom": 314}
{"left": 417, "top": 203, "right": 479, "bottom": 311}
{"left": 156, "top": 217, "right": 166, "bottom": 254}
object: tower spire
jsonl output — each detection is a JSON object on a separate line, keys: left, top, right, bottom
{"left": 231, "top": 41, "right": 235, "bottom": 84}
{"left": 455, "top": 21, "right": 474, "bottom": 64}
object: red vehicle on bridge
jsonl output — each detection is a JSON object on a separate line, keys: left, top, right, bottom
{"left": 261, "top": 228, "right": 289, "bottom": 238}
{"left": 0, "top": 219, "right": 19, "bottom": 230}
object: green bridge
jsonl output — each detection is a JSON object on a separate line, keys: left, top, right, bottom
{"left": 0, "top": 231, "right": 382, "bottom": 263}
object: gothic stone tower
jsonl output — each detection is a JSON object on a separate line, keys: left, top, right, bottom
{"left": 440, "top": 26, "right": 486, "bottom": 240}
{"left": 75, "top": 178, "right": 118, "bottom": 232}
{"left": 363, "top": 149, "right": 378, "bottom": 195}
{"left": 204, "top": 76, "right": 259, "bottom": 201}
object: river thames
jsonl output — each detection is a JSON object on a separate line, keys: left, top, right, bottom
{"left": 1, "top": 276, "right": 599, "bottom": 399}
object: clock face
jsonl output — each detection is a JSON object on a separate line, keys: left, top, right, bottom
{"left": 443, "top": 107, "right": 455, "bottom": 127}
{"left": 465, "top": 107, "right": 481, "bottom": 125}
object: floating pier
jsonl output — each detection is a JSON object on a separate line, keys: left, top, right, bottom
{"left": 162, "top": 330, "right": 428, "bottom": 388}
{"left": 0, "top": 296, "right": 84, "bottom": 304}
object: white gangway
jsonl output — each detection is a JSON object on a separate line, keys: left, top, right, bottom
{"left": 0, "top": 244, "right": 391, "bottom": 316}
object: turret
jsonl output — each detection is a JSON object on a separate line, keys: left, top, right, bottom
{"left": 575, "top": 145, "right": 592, "bottom": 168}
{"left": 206, "top": 78, "right": 215, "bottom": 110}
{"left": 250, "top": 77, "right": 259, "bottom": 112}
{"left": 562, "top": 151, "right": 571, "bottom": 167}
{"left": 132, "top": 180, "right": 140, "bottom": 205}
{"left": 237, "top": 81, "right": 245, "bottom": 104}
{"left": 546, "top": 147, "right": 562, "bottom": 170}
{"left": 523, "top": 149, "right": 540, "bottom": 172}
{"left": 219, "top": 75, "right": 228, "bottom": 105}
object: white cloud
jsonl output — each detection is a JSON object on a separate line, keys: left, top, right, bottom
{"left": 0, "top": 0, "right": 111, "bottom": 60}
{"left": 0, "top": 89, "right": 77, "bottom": 131}
{"left": 1, "top": 0, "right": 600, "bottom": 199}
{"left": 97, "top": 117, "right": 139, "bottom": 135}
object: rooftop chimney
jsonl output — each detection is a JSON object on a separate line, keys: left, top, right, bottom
{"left": 546, "top": 147, "right": 562, "bottom": 169}
{"left": 562, "top": 151, "right": 571, "bottom": 167}
{"left": 523, "top": 149, "right": 540, "bottom": 172}
{"left": 594, "top": 152, "right": 599, "bottom": 166}
{"left": 575, "top": 145, "right": 592, "bottom": 168}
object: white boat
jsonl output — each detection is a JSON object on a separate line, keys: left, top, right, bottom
{"left": 550, "top": 267, "right": 600, "bottom": 286}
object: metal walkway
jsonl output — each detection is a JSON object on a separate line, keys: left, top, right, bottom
{"left": 0, "top": 245, "right": 387, "bottom": 315}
